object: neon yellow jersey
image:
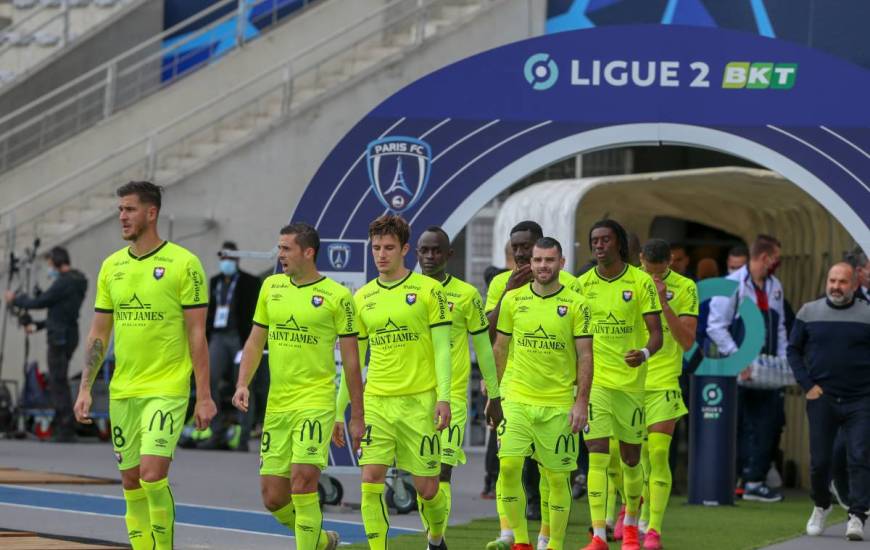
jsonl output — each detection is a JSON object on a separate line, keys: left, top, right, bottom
{"left": 496, "top": 282, "right": 592, "bottom": 407}
{"left": 643, "top": 270, "right": 698, "bottom": 390}
{"left": 575, "top": 264, "right": 662, "bottom": 392}
{"left": 94, "top": 241, "right": 207, "bottom": 399}
{"left": 441, "top": 274, "right": 489, "bottom": 403}
{"left": 253, "top": 274, "right": 357, "bottom": 413}
{"left": 485, "top": 269, "right": 579, "bottom": 313}
{"left": 355, "top": 271, "right": 450, "bottom": 396}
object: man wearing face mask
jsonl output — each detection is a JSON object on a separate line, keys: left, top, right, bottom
{"left": 788, "top": 262, "right": 870, "bottom": 541}
{"left": 204, "top": 241, "right": 261, "bottom": 450}
{"left": 707, "top": 234, "right": 788, "bottom": 503}
{"left": 4, "top": 246, "right": 87, "bottom": 442}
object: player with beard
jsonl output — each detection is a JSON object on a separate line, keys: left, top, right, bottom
{"left": 575, "top": 220, "right": 663, "bottom": 550}
{"left": 485, "top": 221, "right": 579, "bottom": 550}
{"left": 492, "top": 237, "right": 593, "bottom": 550}
{"left": 74, "top": 181, "right": 216, "bottom": 550}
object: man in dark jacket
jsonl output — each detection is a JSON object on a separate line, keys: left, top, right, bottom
{"left": 5, "top": 246, "right": 87, "bottom": 441}
{"left": 203, "top": 241, "right": 261, "bottom": 449}
{"left": 788, "top": 262, "right": 870, "bottom": 541}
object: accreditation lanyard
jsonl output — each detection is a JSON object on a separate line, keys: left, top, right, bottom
{"left": 213, "top": 274, "right": 238, "bottom": 329}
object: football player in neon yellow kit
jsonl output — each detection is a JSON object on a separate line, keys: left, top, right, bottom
{"left": 575, "top": 220, "right": 663, "bottom": 550}
{"left": 336, "top": 214, "right": 452, "bottom": 550}
{"left": 493, "top": 237, "right": 594, "bottom": 550}
{"left": 485, "top": 221, "right": 577, "bottom": 550}
{"left": 232, "top": 223, "right": 365, "bottom": 550}
{"left": 74, "top": 181, "right": 217, "bottom": 550}
{"left": 637, "top": 239, "right": 697, "bottom": 550}
{"left": 416, "top": 226, "right": 504, "bottom": 538}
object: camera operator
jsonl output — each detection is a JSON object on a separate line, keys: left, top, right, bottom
{"left": 4, "top": 246, "right": 87, "bottom": 442}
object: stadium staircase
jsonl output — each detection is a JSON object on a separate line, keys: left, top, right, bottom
{"left": 0, "top": 0, "right": 527, "bottom": 266}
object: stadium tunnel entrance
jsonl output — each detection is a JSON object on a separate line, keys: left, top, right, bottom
{"left": 293, "top": 25, "right": 869, "bottom": 484}
{"left": 294, "top": 26, "right": 869, "bottom": 294}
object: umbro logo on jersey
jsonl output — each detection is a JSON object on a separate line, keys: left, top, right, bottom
{"left": 622, "top": 290, "right": 633, "bottom": 302}
{"left": 557, "top": 305, "right": 568, "bottom": 317}
{"left": 665, "top": 290, "right": 674, "bottom": 301}
{"left": 153, "top": 267, "right": 165, "bottom": 280}
{"left": 406, "top": 293, "right": 417, "bottom": 305}
{"left": 517, "top": 305, "right": 530, "bottom": 313}
{"left": 311, "top": 295, "right": 324, "bottom": 307}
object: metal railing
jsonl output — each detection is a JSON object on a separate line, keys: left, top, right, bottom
{"left": 0, "top": 0, "right": 320, "bottom": 174}
{"left": 0, "top": 0, "right": 488, "bottom": 248}
{"left": 0, "top": 0, "right": 131, "bottom": 81}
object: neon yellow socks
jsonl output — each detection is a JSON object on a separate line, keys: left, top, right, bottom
{"left": 641, "top": 438, "right": 651, "bottom": 526}
{"left": 419, "top": 484, "right": 449, "bottom": 543}
{"left": 499, "top": 456, "right": 529, "bottom": 544}
{"left": 544, "top": 469, "right": 571, "bottom": 550}
{"left": 271, "top": 500, "right": 296, "bottom": 529}
{"left": 622, "top": 460, "right": 644, "bottom": 525}
{"left": 606, "top": 441, "right": 623, "bottom": 525}
{"left": 539, "top": 467, "right": 550, "bottom": 537}
{"left": 587, "top": 452, "right": 610, "bottom": 540}
{"left": 292, "top": 492, "right": 324, "bottom": 550}
{"left": 361, "top": 482, "right": 389, "bottom": 550}
{"left": 647, "top": 432, "right": 673, "bottom": 533}
{"left": 123, "top": 487, "right": 152, "bottom": 550}
{"left": 139, "top": 478, "right": 174, "bottom": 550}
{"left": 438, "top": 481, "right": 452, "bottom": 538}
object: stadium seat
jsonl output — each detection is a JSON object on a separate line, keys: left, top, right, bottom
{"left": 13, "top": 0, "right": 39, "bottom": 9}
{"left": 33, "top": 30, "right": 59, "bottom": 46}
{"left": 94, "top": 0, "right": 118, "bottom": 7}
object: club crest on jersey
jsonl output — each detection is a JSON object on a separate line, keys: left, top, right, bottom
{"left": 153, "top": 267, "right": 165, "bottom": 280}
{"left": 622, "top": 290, "right": 633, "bottom": 302}
{"left": 311, "top": 295, "right": 324, "bottom": 307}
{"left": 406, "top": 293, "right": 417, "bottom": 305}
{"left": 448, "top": 301, "right": 455, "bottom": 311}
{"left": 665, "top": 290, "right": 674, "bottom": 301}
{"left": 327, "top": 243, "right": 351, "bottom": 269}
{"left": 557, "top": 305, "right": 568, "bottom": 317}
{"left": 366, "top": 136, "right": 432, "bottom": 213}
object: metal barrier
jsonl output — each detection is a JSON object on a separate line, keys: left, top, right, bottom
{"left": 0, "top": 0, "right": 319, "bottom": 174}
{"left": 0, "top": 0, "right": 489, "bottom": 254}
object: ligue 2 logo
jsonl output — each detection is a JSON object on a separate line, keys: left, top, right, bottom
{"left": 524, "top": 53, "right": 559, "bottom": 91}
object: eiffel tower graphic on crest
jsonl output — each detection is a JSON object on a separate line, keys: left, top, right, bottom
{"left": 384, "top": 157, "right": 413, "bottom": 197}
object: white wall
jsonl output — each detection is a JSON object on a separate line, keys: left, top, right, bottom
{"left": 1, "top": 0, "right": 545, "bottom": 388}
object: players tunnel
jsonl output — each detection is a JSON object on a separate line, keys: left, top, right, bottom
{"left": 295, "top": 25, "right": 869, "bottom": 289}
{"left": 294, "top": 24, "right": 869, "bottom": 485}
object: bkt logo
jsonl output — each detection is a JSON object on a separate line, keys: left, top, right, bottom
{"left": 722, "top": 62, "right": 797, "bottom": 89}
{"left": 524, "top": 53, "right": 559, "bottom": 91}
{"left": 366, "top": 136, "right": 431, "bottom": 212}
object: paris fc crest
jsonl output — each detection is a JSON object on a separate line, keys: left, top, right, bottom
{"left": 327, "top": 243, "right": 351, "bottom": 269}
{"left": 406, "top": 293, "right": 417, "bottom": 305}
{"left": 665, "top": 290, "right": 674, "bottom": 301}
{"left": 153, "top": 267, "right": 165, "bottom": 280}
{"left": 366, "top": 136, "right": 432, "bottom": 213}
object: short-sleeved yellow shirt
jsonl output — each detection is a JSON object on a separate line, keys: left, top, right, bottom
{"left": 496, "top": 283, "right": 592, "bottom": 407}
{"left": 354, "top": 271, "right": 450, "bottom": 397}
{"left": 575, "top": 264, "right": 662, "bottom": 392}
{"left": 94, "top": 241, "right": 207, "bottom": 399}
{"left": 253, "top": 274, "right": 357, "bottom": 412}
